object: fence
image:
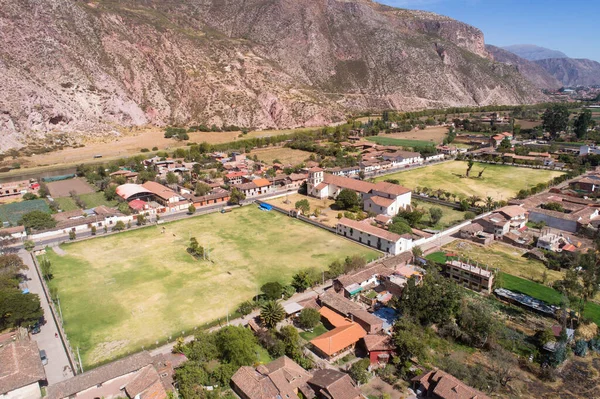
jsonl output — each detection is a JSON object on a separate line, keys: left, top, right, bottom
{"left": 29, "top": 253, "right": 79, "bottom": 374}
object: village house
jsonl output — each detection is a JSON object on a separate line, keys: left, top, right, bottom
{"left": 336, "top": 218, "right": 413, "bottom": 255}
{"left": 490, "top": 132, "right": 513, "bottom": 148}
{"left": 568, "top": 174, "right": 600, "bottom": 194}
{"left": 537, "top": 233, "right": 562, "bottom": 251}
{"left": 318, "top": 291, "right": 383, "bottom": 334}
{"left": 231, "top": 356, "right": 313, "bottom": 399}
{"left": 307, "top": 369, "right": 362, "bottom": 399}
{"left": 518, "top": 193, "right": 600, "bottom": 233}
{"left": 458, "top": 223, "right": 493, "bottom": 245}
{"left": 0, "top": 332, "right": 46, "bottom": 399}
{"left": 109, "top": 169, "right": 139, "bottom": 183}
{"left": 0, "top": 225, "right": 27, "bottom": 241}
{"left": 0, "top": 179, "right": 39, "bottom": 200}
{"left": 362, "top": 334, "right": 395, "bottom": 365}
{"left": 381, "top": 150, "right": 423, "bottom": 166}
{"left": 234, "top": 178, "right": 272, "bottom": 197}
{"left": 311, "top": 311, "right": 367, "bottom": 359}
{"left": 333, "top": 264, "right": 395, "bottom": 298}
{"left": 142, "top": 181, "right": 187, "bottom": 209}
{"left": 225, "top": 171, "right": 247, "bottom": 185}
{"left": 412, "top": 369, "right": 491, "bottom": 399}
{"left": 46, "top": 352, "right": 171, "bottom": 399}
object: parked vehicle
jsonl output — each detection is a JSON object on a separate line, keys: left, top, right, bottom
{"left": 40, "top": 350, "right": 48, "bottom": 365}
{"left": 30, "top": 321, "right": 41, "bottom": 334}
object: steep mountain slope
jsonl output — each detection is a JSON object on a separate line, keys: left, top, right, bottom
{"left": 0, "top": 0, "right": 545, "bottom": 152}
{"left": 534, "top": 58, "right": 600, "bottom": 87}
{"left": 486, "top": 45, "right": 561, "bottom": 89}
{"left": 502, "top": 44, "right": 568, "bottom": 61}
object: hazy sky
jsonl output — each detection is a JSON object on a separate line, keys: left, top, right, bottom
{"left": 379, "top": 0, "right": 599, "bottom": 62}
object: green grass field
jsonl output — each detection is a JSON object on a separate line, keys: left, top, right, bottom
{"left": 55, "top": 197, "right": 79, "bottom": 211}
{"left": 366, "top": 136, "right": 432, "bottom": 149}
{"left": 0, "top": 199, "right": 50, "bottom": 225}
{"left": 45, "top": 206, "right": 379, "bottom": 367}
{"left": 413, "top": 200, "right": 466, "bottom": 230}
{"left": 79, "top": 192, "right": 118, "bottom": 208}
{"left": 299, "top": 323, "right": 329, "bottom": 341}
{"left": 375, "top": 161, "right": 563, "bottom": 200}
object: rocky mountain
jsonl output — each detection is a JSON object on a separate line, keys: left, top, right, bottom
{"left": 486, "top": 45, "right": 561, "bottom": 90}
{"left": 502, "top": 44, "right": 568, "bottom": 61}
{"left": 534, "top": 58, "right": 600, "bottom": 87}
{"left": 0, "top": 0, "right": 546, "bottom": 152}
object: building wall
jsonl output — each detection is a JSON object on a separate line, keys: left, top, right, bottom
{"left": 369, "top": 350, "right": 393, "bottom": 365}
{"left": 1, "top": 382, "right": 41, "bottom": 399}
{"left": 528, "top": 211, "right": 578, "bottom": 233}
{"left": 336, "top": 224, "right": 408, "bottom": 255}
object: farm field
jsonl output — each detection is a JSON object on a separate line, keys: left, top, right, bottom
{"left": 374, "top": 161, "right": 564, "bottom": 200}
{"left": 442, "top": 240, "right": 564, "bottom": 284}
{"left": 249, "top": 147, "right": 311, "bottom": 165}
{"left": 498, "top": 273, "right": 600, "bottom": 326}
{"left": 46, "top": 178, "right": 95, "bottom": 197}
{"left": 384, "top": 126, "right": 449, "bottom": 143}
{"left": 79, "top": 192, "right": 118, "bottom": 208}
{"left": 0, "top": 199, "right": 50, "bottom": 225}
{"left": 54, "top": 197, "right": 79, "bottom": 212}
{"left": 45, "top": 206, "right": 379, "bottom": 367}
{"left": 413, "top": 200, "right": 466, "bottom": 230}
{"left": 366, "top": 136, "right": 432, "bottom": 149}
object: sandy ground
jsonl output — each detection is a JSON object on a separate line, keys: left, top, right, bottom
{"left": 249, "top": 147, "right": 312, "bottom": 165}
{"left": 47, "top": 178, "right": 96, "bottom": 197}
{"left": 382, "top": 126, "right": 448, "bottom": 143}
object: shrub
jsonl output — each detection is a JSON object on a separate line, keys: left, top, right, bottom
{"left": 140, "top": 148, "right": 150, "bottom": 153}
{"left": 464, "top": 211, "right": 476, "bottom": 220}
{"left": 298, "top": 308, "right": 321, "bottom": 330}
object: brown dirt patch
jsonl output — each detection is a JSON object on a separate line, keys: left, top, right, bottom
{"left": 47, "top": 177, "right": 96, "bottom": 197}
{"left": 382, "top": 126, "right": 448, "bottom": 144}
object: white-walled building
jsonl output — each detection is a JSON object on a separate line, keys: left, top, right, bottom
{"left": 307, "top": 169, "right": 411, "bottom": 217}
{"left": 336, "top": 218, "right": 413, "bottom": 255}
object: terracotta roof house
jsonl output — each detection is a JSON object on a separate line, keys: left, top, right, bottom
{"left": 319, "top": 291, "right": 363, "bottom": 316}
{"left": 308, "top": 369, "right": 362, "bottom": 399}
{"left": 231, "top": 356, "right": 312, "bottom": 399}
{"left": 116, "top": 183, "right": 153, "bottom": 201}
{"left": 142, "top": 181, "right": 182, "bottom": 205}
{"left": 336, "top": 218, "right": 412, "bottom": 255}
{"left": 363, "top": 334, "right": 395, "bottom": 365}
{"left": 0, "top": 339, "right": 46, "bottom": 399}
{"left": 334, "top": 264, "right": 395, "bottom": 297}
{"left": 412, "top": 369, "right": 490, "bottom": 399}
{"left": 46, "top": 351, "right": 163, "bottom": 399}
{"left": 310, "top": 323, "right": 367, "bottom": 358}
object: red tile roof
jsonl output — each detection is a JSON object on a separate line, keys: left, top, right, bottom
{"left": 320, "top": 307, "right": 352, "bottom": 328}
{"left": 310, "top": 323, "right": 367, "bottom": 357}
{"left": 338, "top": 218, "right": 402, "bottom": 242}
{"left": 323, "top": 174, "right": 375, "bottom": 194}
{"left": 374, "top": 181, "right": 411, "bottom": 196}
{"left": 369, "top": 196, "right": 395, "bottom": 208}
{"left": 413, "top": 369, "right": 490, "bottom": 399}
{"left": 253, "top": 178, "right": 271, "bottom": 188}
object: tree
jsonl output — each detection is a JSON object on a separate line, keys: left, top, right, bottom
{"left": 326, "top": 260, "right": 345, "bottom": 279}
{"left": 392, "top": 318, "right": 427, "bottom": 363}
{"left": 20, "top": 211, "right": 56, "bottom": 231}
{"left": 429, "top": 207, "right": 443, "bottom": 225}
{"left": 261, "top": 281, "right": 284, "bottom": 300}
{"left": 295, "top": 199, "right": 310, "bottom": 214}
{"left": 215, "top": 326, "right": 258, "bottom": 367}
{"left": 298, "top": 308, "right": 321, "bottom": 329}
{"left": 238, "top": 301, "right": 255, "bottom": 317}
{"left": 22, "top": 193, "right": 37, "bottom": 200}
{"left": 389, "top": 218, "right": 412, "bottom": 235}
{"left": 456, "top": 300, "right": 500, "bottom": 347}
{"left": 136, "top": 213, "right": 146, "bottom": 226}
{"left": 466, "top": 159, "right": 474, "bottom": 177}
{"left": 485, "top": 196, "right": 494, "bottom": 211}
{"left": 398, "top": 269, "right": 462, "bottom": 326}
{"left": 195, "top": 182, "right": 211, "bottom": 197}
{"left": 412, "top": 246, "right": 423, "bottom": 258}
{"left": 112, "top": 220, "right": 126, "bottom": 231}
{"left": 344, "top": 255, "right": 366, "bottom": 273}
{"left": 260, "top": 301, "right": 285, "bottom": 329}
{"left": 397, "top": 209, "right": 424, "bottom": 227}
{"left": 68, "top": 231, "right": 76, "bottom": 240}
{"left": 335, "top": 189, "right": 360, "bottom": 210}
{"left": 542, "top": 104, "right": 569, "bottom": 139}
{"left": 498, "top": 137, "right": 512, "bottom": 153}
{"left": 118, "top": 202, "right": 132, "bottom": 215}
{"left": 187, "top": 237, "right": 206, "bottom": 259}
{"left": 574, "top": 109, "right": 592, "bottom": 139}
{"left": 349, "top": 358, "right": 371, "bottom": 385}
{"left": 292, "top": 270, "right": 314, "bottom": 292}
{"left": 166, "top": 172, "right": 179, "bottom": 185}
{"left": 228, "top": 188, "right": 246, "bottom": 205}
{"left": 104, "top": 185, "right": 117, "bottom": 201}
{"left": 188, "top": 204, "right": 196, "bottom": 214}
{"left": 0, "top": 290, "right": 43, "bottom": 330}
{"left": 467, "top": 195, "right": 480, "bottom": 207}
{"left": 23, "top": 240, "right": 35, "bottom": 252}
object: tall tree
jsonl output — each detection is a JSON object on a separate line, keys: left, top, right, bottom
{"left": 335, "top": 189, "right": 360, "bottom": 210}
{"left": 574, "top": 109, "right": 592, "bottom": 139}
{"left": 542, "top": 104, "right": 569, "bottom": 139}
{"left": 215, "top": 326, "right": 258, "bottom": 367}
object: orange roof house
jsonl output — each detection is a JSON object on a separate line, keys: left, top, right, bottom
{"left": 252, "top": 178, "right": 271, "bottom": 188}
{"left": 310, "top": 323, "right": 367, "bottom": 358}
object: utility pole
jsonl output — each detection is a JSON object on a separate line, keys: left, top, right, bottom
{"left": 77, "top": 347, "right": 84, "bottom": 373}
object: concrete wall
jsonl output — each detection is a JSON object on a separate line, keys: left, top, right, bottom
{"left": 528, "top": 211, "right": 578, "bottom": 233}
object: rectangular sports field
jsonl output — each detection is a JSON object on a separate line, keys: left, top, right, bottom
{"left": 375, "top": 161, "right": 564, "bottom": 200}
{"left": 44, "top": 206, "right": 379, "bottom": 367}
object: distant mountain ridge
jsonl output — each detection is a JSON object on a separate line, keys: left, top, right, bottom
{"left": 486, "top": 45, "right": 561, "bottom": 89}
{"left": 534, "top": 58, "right": 600, "bottom": 87}
{"left": 502, "top": 44, "right": 568, "bottom": 61}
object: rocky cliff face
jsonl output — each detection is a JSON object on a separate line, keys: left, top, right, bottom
{"left": 486, "top": 45, "right": 562, "bottom": 90}
{"left": 0, "top": 0, "right": 546, "bottom": 152}
{"left": 534, "top": 58, "right": 600, "bottom": 87}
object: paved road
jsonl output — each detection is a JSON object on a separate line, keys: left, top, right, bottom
{"left": 19, "top": 249, "right": 75, "bottom": 384}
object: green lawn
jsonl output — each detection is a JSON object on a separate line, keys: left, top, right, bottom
{"left": 45, "top": 206, "right": 378, "bottom": 367}
{"left": 300, "top": 323, "right": 329, "bottom": 341}
{"left": 425, "top": 252, "right": 447, "bottom": 264}
{"left": 366, "top": 136, "right": 432, "bottom": 149}
{"left": 79, "top": 192, "right": 118, "bottom": 209}
{"left": 413, "top": 200, "right": 466, "bottom": 230}
{"left": 374, "top": 161, "right": 563, "bottom": 201}
{"left": 55, "top": 197, "right": 79, "bottom": 211}
{"left": 0, "top": 199, "right": 50, "bottom": 225}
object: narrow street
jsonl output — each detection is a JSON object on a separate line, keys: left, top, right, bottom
{"left": 19, "top": 249, "right": 75, "bottom": 384}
